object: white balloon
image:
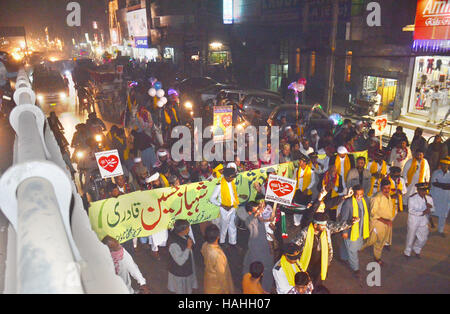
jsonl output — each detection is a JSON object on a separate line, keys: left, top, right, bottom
{"left": 156, "top": 89, "right": 165, "bottom": 98}
{"left": 160, "top": 97, "right": 168, "bottom": 105}
{"left": 157, "top": 100, "right": 165, "bottom": 108}
{"left": 148, "top": 88, "right": 156, "bottom": 97}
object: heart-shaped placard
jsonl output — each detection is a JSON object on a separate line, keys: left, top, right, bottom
{"left": 98, "top": 155, "right": 119, "bottom": 173}
{"left": 269, "top": 180, "right": 294, "bottom": 197}
{"left": 221, "top": 114, "right": 232, "bottom": 128}
{"left": 375, "top": 118, "right": 387, "bottom": 131}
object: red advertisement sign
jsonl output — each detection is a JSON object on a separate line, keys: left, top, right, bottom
{"left": 414, "top": 0, "right": 450, "bottom": 40}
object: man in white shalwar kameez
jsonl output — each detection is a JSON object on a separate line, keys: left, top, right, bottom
{"left": 402, "top": 150, "right": 430, "bottom": 204}
{"left": 430, "top": 158, "right": 450, "bottom": 237}
{"left": 209, "top": 167, "right": 240, "bottom": 246}
{"left": 404, "top": 183, "right": 434, "bottom": 258}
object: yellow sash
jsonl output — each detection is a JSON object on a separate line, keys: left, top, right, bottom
{"left": 350, "top": 197, "right": 370, "bottom": 241}
{"left": 127, "top": 94, "right": 136, "bottom": 111}
{"left": 322, "top": 173, "right": 340, "bottom": 209}
{"left": 407, "top": 158, "right": 426, "bottom": 185}
{"left": 164, "top": 107, "right": 179, "bottom": 125}
{"left": 299, "top": 223, "right": 329, "bottom": 281}
{"left": 280, "top": 255, "right": 302, "bottom": 286}
{"left": 164, "top": 109, "right": 172, "bottom": 125}
{"left": 213, "top": 164, "right": 223, "bottom": 178}
{"left": 220, "top": 177, "right": 239, "bottom": 208}
{"left": 297, "top": 165, "right": 313, "bottom": 195}
{"left": 335, "top": 155, "right": 351, "bottom": 181}
{"left": 160, "top": 174, "right": 169, "bottom": 187}
{"left": 389, "top": 177, "right": 403, "bottom": 214}
{"left": 368, "top": 161, "right": 387, "bottom": 197}
{"left": 172, "top": 107, "right": 179, "bottom": 123}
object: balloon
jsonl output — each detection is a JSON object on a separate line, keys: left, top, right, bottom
{"left": 154, "top": 81, "right": 163, "bottom": 90}
{"left": 157, "top": 99, "right": 165, "bottom": 108}
{"left": 298, "top": 78, "right": 307, "bottom": 85}
{"left": 288, "top": 82, "right": 305, "bottom": 93}
{"left": 156, "top": 89, "right": 165, "bottom": 98}
{"left": 329, "top": 113, "right": 343, "bottom": 126}
{"left": 168, "top": 88, "right": 178, "bottom": 97}
{"left": 148, "top": 88, "right": 157, "bottom": 97}
{"left": 160, "top": 97, "right": 168, "bottom": 105}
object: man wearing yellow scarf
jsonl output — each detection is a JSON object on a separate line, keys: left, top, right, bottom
{"left": 360, "top": 178, "right": 394, "bottom": 266}
{"left": 338, "top": 185, "right": 370, "bottom": 278}
{"left": 272, "top": 243, "right": 304, "bottom": 294}
{"left": 293, "top": 154, "right": 316, "bottom": 227}
{"left": 335, "top": 146, "right": 355, "bottom": 190}
{"left": 402, "top": 149, "right": 430, "bottom": 204}
{"left": 321, "top": 164, "right": 345, "bottom": 220}
{"left": 209, "top": 168, "right": 240, "bottom": 246}
{"left": 291, "top": 212, "right": 358, "bottom": 285}
{"left": 367, "top": 151, "right": 388, "bottom": 197}
{"left": 385, "top": 167, "right": 407, "bottom": 250}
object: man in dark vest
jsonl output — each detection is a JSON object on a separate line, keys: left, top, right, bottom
{"left": 167, "top": 220, "right": 198, "bottom": 294}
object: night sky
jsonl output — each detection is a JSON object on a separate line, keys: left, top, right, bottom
{"left": 0, "top": 0, "right": 108, "bottom": 41}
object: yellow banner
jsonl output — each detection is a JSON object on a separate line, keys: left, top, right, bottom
{"left": 88, "top": 151, "right": 367, "bottom": 243}
{"left": 89, "top": 163, "right": 294, "bottom": 243}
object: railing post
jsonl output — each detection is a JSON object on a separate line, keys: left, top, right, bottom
{"left": 16, "top": 178, "right": 83, "bottom": 293}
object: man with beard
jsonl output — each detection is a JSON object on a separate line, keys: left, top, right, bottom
{"left": 402, "top": 149, "right": 431, "bottom": 204}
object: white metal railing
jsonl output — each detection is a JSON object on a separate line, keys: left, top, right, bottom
{"left": 0, "top": 69, "right": 128, "bottom": 294}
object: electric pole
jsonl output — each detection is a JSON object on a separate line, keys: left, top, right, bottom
{"left": 326, "top": 0, "right": 339, "bottom": 114}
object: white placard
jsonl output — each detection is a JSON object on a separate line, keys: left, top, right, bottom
{"left": 95, "top": 149, "right": 124, "bottom": 179}
{"left": 265, "top": 174, "right": 297, "bottom": 206}
{"left": 372, "top": 114, "right": 388, "bottom": 137}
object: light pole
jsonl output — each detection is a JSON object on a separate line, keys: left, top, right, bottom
{"left": 326, "top": 0, "right": 339, "bottom": 115}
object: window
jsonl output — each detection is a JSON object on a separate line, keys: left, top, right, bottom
{"left": 296, "top": 48, "right": 301, "bottom": 74}
{"left": 345, "top": 51, "right": 352, "bottom": 82}
{"left": 310, "top": 51, "right": 316, "bottom": 77}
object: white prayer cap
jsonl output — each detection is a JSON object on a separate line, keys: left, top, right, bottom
{"left": 311, "top": 129, "right": 318, "bottom": 135}
{"left": 145, "top": 172, "right": 160, "bottom": 183}
{"left": 285, "top": 126, "right": 292, "bottom": 130}
{"left": 157, "top": 150, "right": 168, "bottom": 157}
{"left": 227, "top": 162, "right": 237, "bottom": 170}
{"left": 134, "top": 157, "right": 142, "bottom": 163}
{"left": 337, "top": 146, "right": 348, "bottom": 155}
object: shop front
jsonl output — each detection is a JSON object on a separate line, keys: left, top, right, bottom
{"left": 407, "top": 55, "right": 450, "bottom": 122}
{"left": 361, "top": 75, "right": 398, "bottom": 114}
{"left": 402, "top": 0, "right": 450, "bottom": 125}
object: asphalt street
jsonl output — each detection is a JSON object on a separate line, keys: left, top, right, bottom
{"left": 131, "top": 210, "right": 450, "bottom": 294}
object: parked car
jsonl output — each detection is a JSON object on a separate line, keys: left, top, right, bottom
{"left": 201, "top": 88, "right": 252, "bottom": 125}
{"left": 198, "top": 83, "right": 238, "bottom": 103}
{"left": 33, "top": 70, "right": 69, "bottom": 113}
{"left": 241, "top": 91, "right": 285, "bottom": 121}
{"left": 175, "top": 77, "right": 219, "bottom": 93}
{"left": 176, "top": 77, "right": 220, "bottom": 120}
{"left": 267, "top": 104, "right": 334, "bottom": 136}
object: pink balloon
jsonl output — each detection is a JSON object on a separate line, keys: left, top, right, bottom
{"left": 298, "top": 78, "right": 307, "bottom": 85}
{"left": 289, "top": 82, "right": 305, "bottom": 93}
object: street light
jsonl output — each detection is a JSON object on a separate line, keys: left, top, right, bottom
{"left": 210, "top": 42, "right": 223, "bottom": 50}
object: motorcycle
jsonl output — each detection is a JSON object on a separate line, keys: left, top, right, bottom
{"left": 345, "top": 99, "right": 379, "bottom": 117}
{"left": 0, "top": 88, "right": 15, "bottom": 117}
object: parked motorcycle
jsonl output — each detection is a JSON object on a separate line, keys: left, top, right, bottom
{"left": 345, "top": 99, "right": 379, "bottom": 117}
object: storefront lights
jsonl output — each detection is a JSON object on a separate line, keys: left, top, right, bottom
{"left": 210, "top": 42, "right": 223, "bottom": 50}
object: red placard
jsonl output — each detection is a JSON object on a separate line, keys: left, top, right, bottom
{"left": 414, "top": 0, "right": 450, "bottom": 40}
